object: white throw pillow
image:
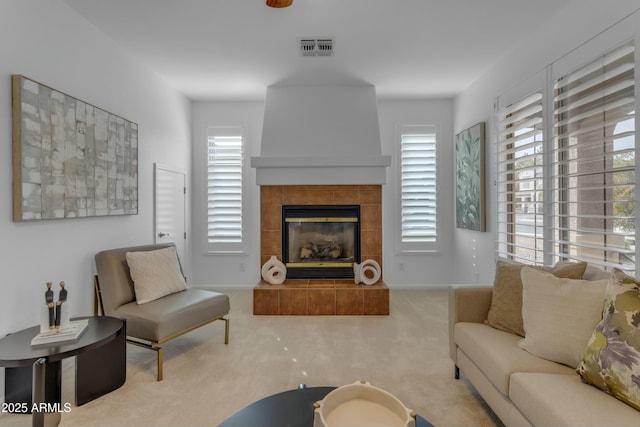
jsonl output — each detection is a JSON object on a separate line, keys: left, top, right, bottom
{"left": 126, "top": 246, "right": 187, "bottom": 305}
{"left": 518, "top": 267, "right": 608, "bottom": 368}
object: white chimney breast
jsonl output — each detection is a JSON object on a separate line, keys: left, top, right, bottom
{"left": 251, "top": 84, "right": 391, "bottom": 185}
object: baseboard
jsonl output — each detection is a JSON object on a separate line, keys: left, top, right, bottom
{"left": 192, "top": 283, "right": 462, "bottom": 291}
{"left": 449, "top": 283, "right": 493, "bottom": 288}
{"left": 191, "top": 284, "right": 256, "bottom": 291}
{"left": 386, "top": 284, "right": 450, "bottom": 290}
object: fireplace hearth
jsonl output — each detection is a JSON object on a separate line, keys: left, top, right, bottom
{"left": 283, "top": 205, "right": 360, "bottom": 279}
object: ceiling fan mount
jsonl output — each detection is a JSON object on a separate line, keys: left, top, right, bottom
{"left": 266, "top": 0, "right": 293, "bottom": 8}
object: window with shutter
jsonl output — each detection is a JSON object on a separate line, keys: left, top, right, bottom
{"left": 497, "top": 91, "right": 545, "bottom": 264}
{"left": 552, "top": 41, "right": 635, "bottom": 274}
{"left": 206, "top": 128, "right": 245, "bottom": 253}
{"left": 398, "top": 125, "right": 438, "bottom": 252}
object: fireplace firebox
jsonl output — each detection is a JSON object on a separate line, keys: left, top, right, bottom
{"left": 282, "top": 205, "right": 360, "bottom": 279}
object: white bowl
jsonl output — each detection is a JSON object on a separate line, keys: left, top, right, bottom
{"left": 313, "top": 381, "right": 416, "bottom": 427}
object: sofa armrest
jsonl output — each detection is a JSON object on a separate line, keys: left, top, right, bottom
{"left": 448, "top": 286, "right": 493, "bottom": 364}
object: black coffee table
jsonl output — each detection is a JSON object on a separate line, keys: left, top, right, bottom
{"left": 219, "top": 385, "right": 434, "bottom": 427}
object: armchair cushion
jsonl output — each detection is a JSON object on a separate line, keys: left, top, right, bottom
{"left": 115, "top": 288, "right": 230, "bottom": 342}
{"left": 126, "top": 246, "right": 187, "bottom": 304}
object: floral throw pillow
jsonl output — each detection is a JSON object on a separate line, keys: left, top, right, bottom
{"left": 576, "top": 269, "right": 640, "bottom": 411}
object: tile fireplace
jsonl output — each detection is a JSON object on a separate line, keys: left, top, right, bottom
{"left": 254, "top": 185, "right": 388, "bottom": 315}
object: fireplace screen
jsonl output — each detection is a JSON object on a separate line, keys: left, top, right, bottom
{"left": 283, "top": 205, "right": 360, "bottom": 279}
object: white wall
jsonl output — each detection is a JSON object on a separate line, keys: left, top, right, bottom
{"left": 0, "top": 0, "right": 191, "bottom": 336}
{"left": 190, "top": 101, "right": 264, "bottom": 286}
{"left": 190, "top": 99, "right": 455, "bottom": 288}
{"left": 452, "top": 0, "right": 640, "bottom": 284}
{"left": 378, "top": 99, "right": 454, "bottom": 286}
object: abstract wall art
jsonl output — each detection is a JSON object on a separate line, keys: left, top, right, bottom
{"left": 455, "top": 122, "right": 485, "bottom": 232}
{"left": 12, "top": 75, "right": 138, "bottom": 221}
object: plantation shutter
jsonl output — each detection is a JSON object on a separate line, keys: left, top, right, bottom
{"left": 552, "top": 40, "right": 635, "bottom": 273}
{"left": 400, "top": 126, "right": 437, "bottom": 245}
{"left": 496, "top": 91, "right": 545, "bottom": 264}
{"left": 207, "top": 134, "right": 243, "bottom": 244}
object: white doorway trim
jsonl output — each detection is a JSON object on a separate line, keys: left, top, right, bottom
{"left": 154, "top": 163, "right": 187, "bottom": 275}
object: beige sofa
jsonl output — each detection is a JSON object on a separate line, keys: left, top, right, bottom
{"left": 449, "top": 285, "right": 640, "bottom": 427}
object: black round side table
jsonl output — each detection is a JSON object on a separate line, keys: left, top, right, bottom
{"left": 0, "top": 316, "right": 126, "bottom": 427}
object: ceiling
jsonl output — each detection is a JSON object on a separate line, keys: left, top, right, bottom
{"left": 61, "top": 0, "right": 573, "bottom": 101}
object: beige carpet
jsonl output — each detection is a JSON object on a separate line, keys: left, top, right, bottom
{"left": 1, "top": 289, "right": 501, "bottom": 427}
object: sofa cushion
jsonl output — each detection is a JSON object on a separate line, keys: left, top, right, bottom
{"left": 510, "top": 372, "right": 640, "bottom": 427}
{"left": 485, "top": 259, "right": 587, "bottom": 336}
{"left": 583, "top": 264, "right": 612, "bottom": 281}
{"left": 577, "top": 269, "right": 640, "bottom": 411}
{"left": 115, "top": 288, "right": 230, "bottom": 342}
{"left": 455, "top": 322, "right": 574, "bottom": 395}
{"left": 126, "top": 246, "right": 188, "bottom": 304}
{"left": 518, "top": 267, "right": 609, "bottom": 368}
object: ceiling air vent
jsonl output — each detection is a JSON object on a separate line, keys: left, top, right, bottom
{"left": 299, "top": 38, "right": 334, "bottom": 57}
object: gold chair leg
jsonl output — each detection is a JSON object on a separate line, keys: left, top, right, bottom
{"left": 156, "top": 346, "right": 164, "bottom": 381}
{"left": 224, "top": 318, "right": 230, "bottom": 345}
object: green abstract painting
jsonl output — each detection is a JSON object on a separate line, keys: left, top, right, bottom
{"left": 455, "top": 122, "right": 485, "bottom": 231}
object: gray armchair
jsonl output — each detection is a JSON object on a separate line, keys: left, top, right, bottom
{"left": 94, "top": 243, "right": 229, "bottom": 381}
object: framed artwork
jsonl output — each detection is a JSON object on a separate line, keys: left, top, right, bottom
{"left": 12, "top": 75, "right": 138, "bottom": 221}
{"left": 455, "top": 122, "right": 485, "bottom": 231}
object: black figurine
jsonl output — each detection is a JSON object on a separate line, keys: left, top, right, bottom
{"left": 54, "top": 281, "right": 67, "bottom": 329}
{"left": 45, "top": 282, "right": 55, "bottom": 330}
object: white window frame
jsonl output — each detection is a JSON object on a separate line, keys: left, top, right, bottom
{"left": 204, "top": 125, "right": 249, "bottom": 254}
{"left": 396, "top": 124, "right": 440, "bottom": 254}
{"left": 496, "top": 74, "right": 546, "bottom": 265}
{"left": 494, "top": 11, "right": 639, "bottom": 275}
{"left": 551, "top": 39, "right": 636, "bottom": 273}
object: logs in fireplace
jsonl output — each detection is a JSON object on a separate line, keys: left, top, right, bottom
{"left": 282, "top": 205, "right": 360, "bottom": 279}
